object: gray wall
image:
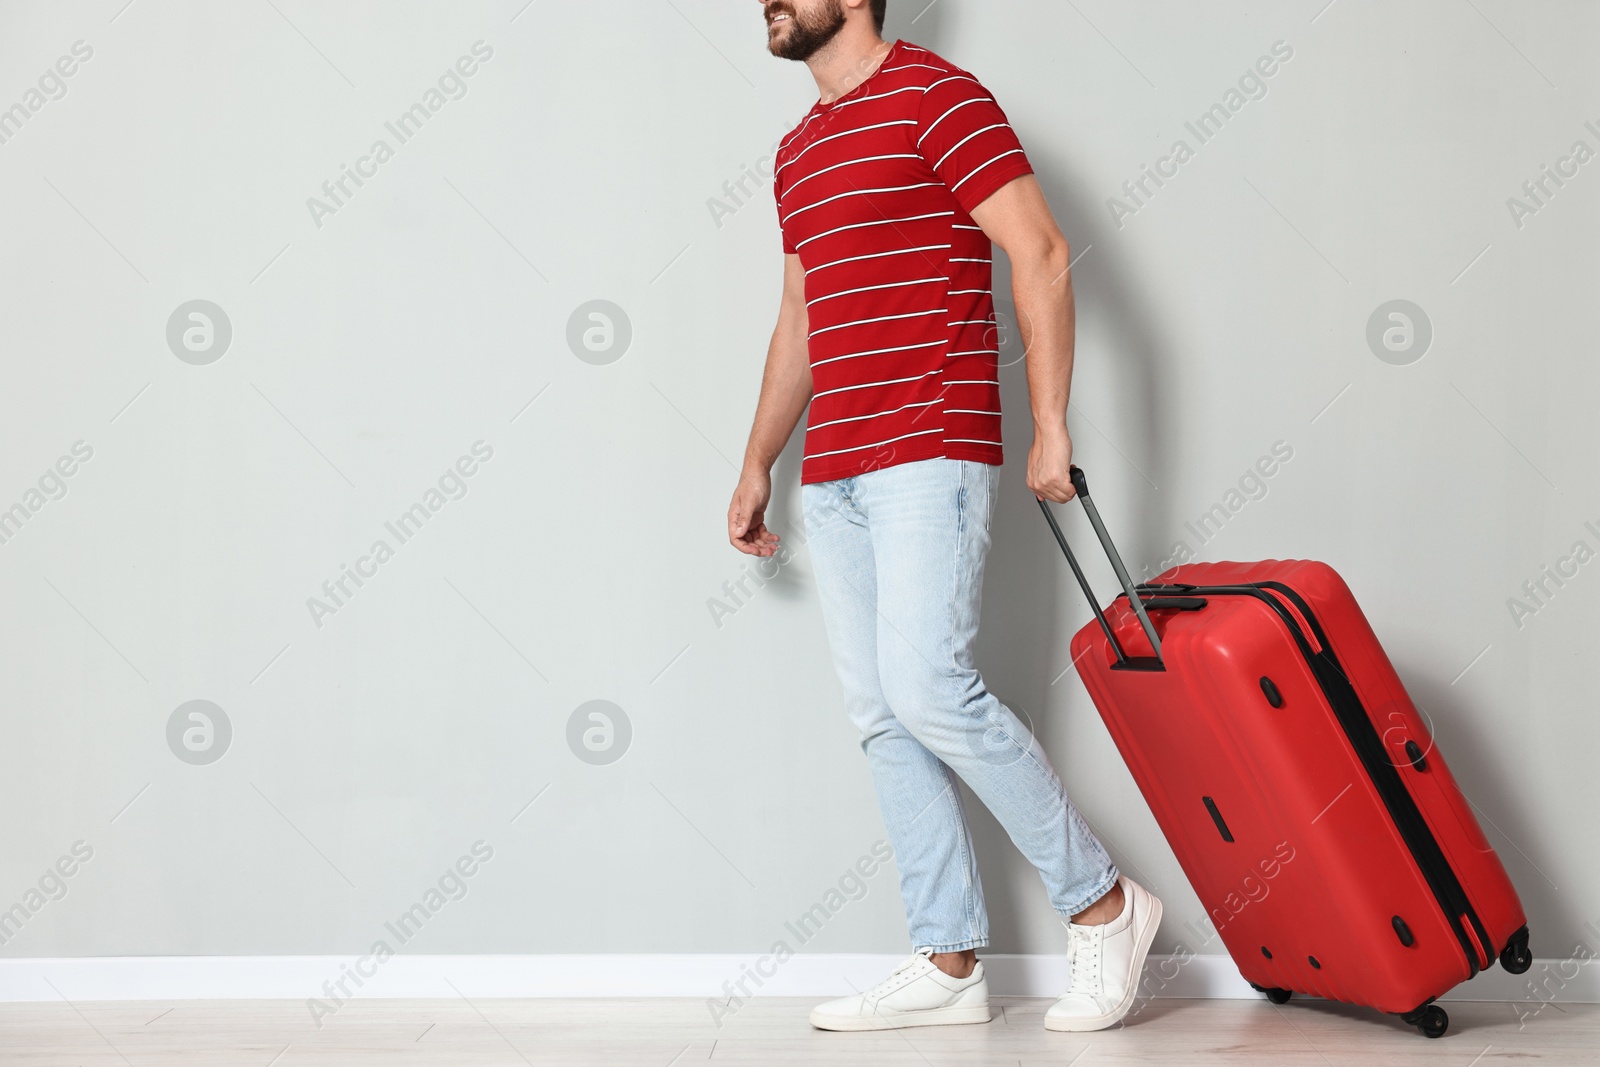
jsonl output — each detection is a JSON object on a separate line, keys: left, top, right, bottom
{"left": 0, "top": 0, "right": 1594, "bottom": 966}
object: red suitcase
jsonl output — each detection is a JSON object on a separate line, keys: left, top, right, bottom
{"left": 1040, "top": 467, "right": 1530, "bottom": 1038}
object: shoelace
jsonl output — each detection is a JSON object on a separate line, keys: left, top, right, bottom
{"left": 863, "top": 952, "right": 934, "bottom": 1003}
{"left": 1067, "top": 926, "right": 1103, "bottom": 994}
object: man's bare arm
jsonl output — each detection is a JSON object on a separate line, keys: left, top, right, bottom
{"left": 969, "top": 174, "right": 1078, "bottom": 502}
{"left": 729, "top": 253, "right": 812, "bottom": 556}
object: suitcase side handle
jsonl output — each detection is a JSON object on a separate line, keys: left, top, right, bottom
{"left": 1037, "top": 465, "right": 1164, "bottom": 665}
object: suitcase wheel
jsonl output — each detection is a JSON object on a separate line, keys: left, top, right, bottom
{"left": 1247, "top": 982, "right": 1293, "bottom": 1005}
{"left": 1499, "top": 926, "right": 1533, "bottom": 974}
{"left": 1400, "top": 1003, "right": 1449, "bottom": 1039}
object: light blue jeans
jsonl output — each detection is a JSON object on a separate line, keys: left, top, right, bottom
{"left": 802, "top": 457, "right": 1118, "bottom": 953}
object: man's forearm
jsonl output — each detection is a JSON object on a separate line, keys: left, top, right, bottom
{"left": 743, "top": 328, "right": 813, "bottom": 473}
{"left": 1014, "top": 240, "right": 1076, "bottom": 437}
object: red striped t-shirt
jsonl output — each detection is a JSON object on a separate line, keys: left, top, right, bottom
{"left": 774, "top": 40, "right": 1034, "bottom": 485}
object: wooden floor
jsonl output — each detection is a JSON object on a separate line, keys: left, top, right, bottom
{"left": 0, "top": 996, "right": 1593, "bottom": 1065}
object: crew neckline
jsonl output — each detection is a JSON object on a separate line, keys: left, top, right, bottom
{"left": 814, "top": 39, "right": 901, "bottom": 112}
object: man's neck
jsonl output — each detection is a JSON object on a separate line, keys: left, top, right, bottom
{"left": 807, "top": 31, "right": 893, "bottom": 105}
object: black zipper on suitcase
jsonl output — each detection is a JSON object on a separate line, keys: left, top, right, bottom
{"left": 1134, "top": 579, "right": 1493, "bottom": 977}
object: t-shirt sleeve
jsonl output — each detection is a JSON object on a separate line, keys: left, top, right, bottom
{"left": 915, "top": 74, "right": 1034, "bottom": 215}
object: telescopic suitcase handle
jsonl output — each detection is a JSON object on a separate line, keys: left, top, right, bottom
{"left": 1037, "top": 466, "right": 1164, "bottom": 667}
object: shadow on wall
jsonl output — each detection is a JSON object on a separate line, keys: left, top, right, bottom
{"left": 886, "top": 11, "right": 1182, "bottom": 951}
{"left": 1406, "top": 671, "right": 1572, "bottom": 962}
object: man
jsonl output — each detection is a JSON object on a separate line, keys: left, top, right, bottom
{"left": 727, "top": 0, "right": 1162, "bottom": 1033}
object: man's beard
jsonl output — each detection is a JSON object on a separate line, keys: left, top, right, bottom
{"left": 766, "top": 1, "right": 847, "bottom": 62}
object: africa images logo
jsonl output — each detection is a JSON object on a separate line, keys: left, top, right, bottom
{"left": 305, "top": 42, "right": 494, "bottom": 229}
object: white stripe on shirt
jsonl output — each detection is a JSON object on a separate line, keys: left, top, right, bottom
{"left": 797, "top": 212, "right": 954, "bottom": 248}
{"left": 933, "top": 124, "right": 1010, "bottom": 171}
{"left": 951, "top": 150, "right": 1028, "bottom": 193}
{"left": 808, "top": 278, "right": 948, "bottom": 308}
{"left": 805, "top": 428, "right": 945, "bottom": 461}
{"left": 918, "top": 98, "right": 986, "bottom": 147}
{"left": 786, "top": 153, "right": 921, "bottom": 198}
{"left": 812, "top": 340, "right": 945, "bottom": 368}
{"left": 809, "top": 309, "right": 947, "bottom": 339}
{"left": 808, "top": 400, "right": 940, "bottom": 431}
{"left": 782, "top": 183, "right": 942, "bottom": 226}
{"left": 812, "top": 370, "right": 941, "bottom": 400}
{"left": 831, "top": 84, "right": 925, "bottom": 112}
{"left": 777, "top": 120, "right": 919, "bottom": 178}
{"left": 808, "top": 246, "right": 951, "bottom": 275}
{"left": 924, "top": 74, "right": 981, "bottom": 95}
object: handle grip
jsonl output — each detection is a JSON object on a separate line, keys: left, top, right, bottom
{"left": 1038, "top": 465, "right": 1164, "bottom": 665}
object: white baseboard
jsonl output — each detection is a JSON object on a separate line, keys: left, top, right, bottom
{"left": 0, "top": 954, "right": 1592, "bottom": 1004}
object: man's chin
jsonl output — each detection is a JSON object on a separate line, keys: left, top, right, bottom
{"left": 769, "top": 27, "right": 823, "bottom": 62}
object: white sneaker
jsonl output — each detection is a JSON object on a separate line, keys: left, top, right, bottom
{"left": 1044, "top": 876, "right": 1163, "bottom": 1031}
{"left": 809, "top": 949, "right": 991, "bottom": 1031}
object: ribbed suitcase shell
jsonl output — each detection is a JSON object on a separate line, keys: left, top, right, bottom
{"left": 1071, "top": 557, "right": 1526, "bottom": 1015}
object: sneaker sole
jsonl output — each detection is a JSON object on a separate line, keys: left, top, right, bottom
{"left": 1044, "top": 892, "right": 1165, "bottom": 1032}
{"left": 809, "top": 1003, "right": 992, "bottom": 1032}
